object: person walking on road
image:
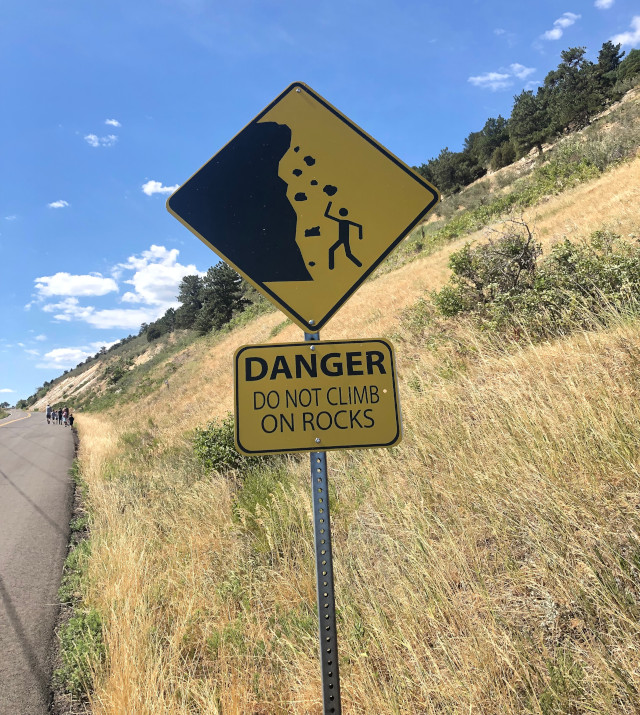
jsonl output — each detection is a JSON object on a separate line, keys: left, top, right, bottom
{"left": 46, "top": 404, "right": 52, "bottom": 424}
{"left": 62, "top": 407, "right": 68, "bottom": 426}
{"left": 57, "top": 407, "right": 63, "bottom": 425}
{"left": 68, "top": 412, "right": 74, "bottom": 428}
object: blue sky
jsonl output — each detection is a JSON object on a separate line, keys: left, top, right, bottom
{"left": 1, "top": 0, "right": 639, "bottom": 401}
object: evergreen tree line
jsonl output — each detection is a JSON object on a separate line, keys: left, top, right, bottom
{"left": 140, "top": 262, "right": 250, "bottom": 342}
{"left": 416, "top": 43, "right": 640, "bottom": 195}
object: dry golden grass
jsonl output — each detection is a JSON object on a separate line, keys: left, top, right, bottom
{"left": 76, "top": 155, "right": 640, "bottom": 713}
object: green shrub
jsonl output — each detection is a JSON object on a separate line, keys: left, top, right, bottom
{"left": 58, "top": 540, "right": 91, "bottom": 603}
{"left": 193, "top": 414, "right": 264, "bottom": 475}
{"left": 54, "top": 608, "right": 105, "bottom": 698}
{"left": 433, "top": 224, "right": 640, "bottom": 339}
{"left": 433, "top": 219, "right": 542, "bottom": 317}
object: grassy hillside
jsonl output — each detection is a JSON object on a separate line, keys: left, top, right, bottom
{"left": 51, "top": 88, "right": 640, "bottom": 713}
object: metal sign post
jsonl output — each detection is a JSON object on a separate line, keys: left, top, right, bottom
{"left": 306, "top": 331, "right": 342, "bottom": 714}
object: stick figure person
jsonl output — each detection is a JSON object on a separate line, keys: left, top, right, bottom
{"left": 324, "top": 201, "right": 363, "bottom": 270}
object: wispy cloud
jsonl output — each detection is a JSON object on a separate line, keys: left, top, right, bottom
{"left": 142, "top": 180, "right": 180, "bottom": 196}
{"left": 105, "top": 118, "right": 121, "bottom": 127}
{"left": 469, "top": 72, "right": 511, "bottom": 91}
{"left": 4, "top": 215, "right": 17, "bottom": 221}
{"left": 493, "top": 27, "right": 518, "bottom": 47}
{"left": 469, "top": 63, "right": 536, "bottom": 91}
{"left": 48, "top": 200, "right": 69, "bottom": 209}
{"left": 24, "top": 349, "right": 40, "bottom": 356}
{"left": 33, "top": 245, "right": 202, "bottom": 331}
{"left": 42, "top": 300, "right": 167, "bottom": 330}
{"left": 42, "top": 297, "right": 94, "bottom": 322}
{"left": 541, "top": 12, "right": 581, "bottom": 41}
{"left": 595, "top": 0, "right": 614, "bottom": 8}
{"left": 34, "top": 272, "right": 118, "bottom": 298}
{"left": 116, "top": 244, "right": 204, "bottom": 307}
{"left": 37, "top": 347, "right": 95, "bottom": 370}
{"left": 612, "top": 16, "right": 640, "bottom": 46}
{"left": 0, "top": 388, "right": 14, "bottom": 393}
{"left": 509, "top": 63, "right": 536, "bottom": 80}
{"left": 84, "top": 133, "right": 118, "bottom": 148}
{"left": 35, "top": 334, "right": 47, "bottom": 341}
{"left": 36, "top": 341, "right": 118, "bottom": 369}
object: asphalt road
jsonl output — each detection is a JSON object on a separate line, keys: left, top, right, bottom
{"left": 0, "top": 411, "right": 74, "bottom": 715}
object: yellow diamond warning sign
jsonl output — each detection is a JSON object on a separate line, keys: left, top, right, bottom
{"left": 234, "top": 339, "right": 401, "bottom": 455}
{"left": 167, "top": 82, "right": 440, "bottom": 332}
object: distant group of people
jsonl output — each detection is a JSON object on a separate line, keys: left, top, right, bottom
{"left": 46, "top": 404, "right": 74, "bottom": 427}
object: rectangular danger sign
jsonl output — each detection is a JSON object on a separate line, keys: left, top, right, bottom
{"left": 234, "top": 339, "right": 401, "bottom": 454}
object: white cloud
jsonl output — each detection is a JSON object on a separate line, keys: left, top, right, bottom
{"left": 0, "top": 388, "right": 14, "bottom": 393}
{"left": 469, "top": 63, "right": 536, "bottom": 91}
{"left": 35, "top": 272, "right": 118, "bottom": 298}
{"left": 494, "top": 28, "right": 505, "bottom": 36}
{"left": 42, "top": 297, "right": 94, "bottom": 322}
{"left": 116, "top": 244, "right": 203, "bottom": 307}
{"left": 24, "top": 349, "right": 40, "bottom": 356}
{"left": 36, "top": 340, "right": 118, "bottom": 370}
{"left": 35, "top": 334, "right": 47, "bottom": 341}
{"left": 105, "top": 118, "right": 121, "bottom": 127}
{"left": 541, "top": 12, "right": 581, "bottom": 40}
{"left": 142, "top": 180, "right": 180, "bottom": 196}
{"left": 40, "top": 297, "right": 161, "bottom": 329}
{"left": 612, "top": 16, "right": 640, "bottom": 46}
{"left": 543, "top": 28, "right": 563, "bottom": 40}
{"left": 86, "top": 307, "right": 166, "bottom": 330}
{"left": 510, "top": 63, "right": 536, "bottom": 80}
{"left": 36, "top": 347, "right": 95, "bottom": 370}
{"left": 32, "top": 245, "right": 203, "bottom": 331}
{"left": 5, "top": 215, "right": 17, "bottom": 221}
{"left": 48, "top": 200, "right": 69, "bottom": 209}
{"left": 90, "top": 340, "right": 118, "bottom": 351}
{"left": 595, "top": 0, "right": 614, "bottom": 8}
{"left": 84, "top": 133, "right": 118, "bottom": 148}
{"left": 468, "top": 72, "right": 512, "bottom": 91}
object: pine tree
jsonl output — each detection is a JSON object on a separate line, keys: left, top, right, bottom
{"left": 597, "top": 40, "right": 625, "bottom": 100}
{"left": 474, "top": 116, "right": 510, "bottom": 168}
{"left": 194, "top": 263, "right": 247, "bottom": 335}
{"left": 175, "top": 274, "right": 204, "bottom": 329}
{"left": 545, "top": 47, "right": 603, "bottom": 133}
{"left": 509, "top": 90, "right": 550, "bottom": 156}
{"left": 617, "top": 49, "right": 640, "bottom": 83}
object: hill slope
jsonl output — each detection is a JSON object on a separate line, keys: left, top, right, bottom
{"left": 48, "top": 95, "right": 640, "bottom": 714}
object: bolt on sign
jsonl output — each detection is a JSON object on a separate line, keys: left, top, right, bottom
{"left": 234, "top": 339, "right": 401, "bottom": 455}
{"left": 167, "top": 82, "right": 440, "bottom": 332}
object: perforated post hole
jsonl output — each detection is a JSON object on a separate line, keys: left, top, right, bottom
{"left": 310, "top": 449, "right": 342, "bottom": 714}
{"left": 305, "top": 331, "right": 341, "bottom": 714}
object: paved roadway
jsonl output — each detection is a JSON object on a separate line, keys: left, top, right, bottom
{"left": 0, "top": 410, "right": 74, "bottom": 715}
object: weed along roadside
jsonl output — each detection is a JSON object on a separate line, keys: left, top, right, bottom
{"left": 52, "top": 436, "right": 104, "bottom": 714}
{"left": 167, "top": 82, "right": 440, "bottom": 714}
